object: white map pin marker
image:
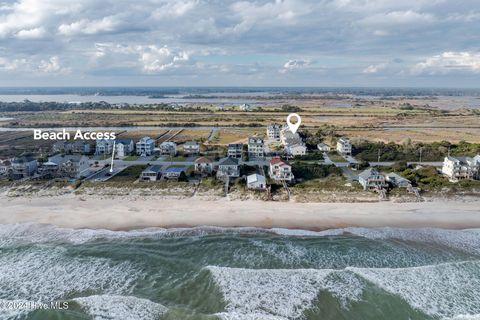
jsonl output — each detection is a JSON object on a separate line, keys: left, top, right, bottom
{"left": 286, "top": 113, "right": 301, "bottom": 134}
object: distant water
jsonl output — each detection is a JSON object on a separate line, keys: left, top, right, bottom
{"left": 0, "top": 94, "right": 262, "bottom": 105}
{"left": 1, "top": 224, "right": 480, "bottom": 320}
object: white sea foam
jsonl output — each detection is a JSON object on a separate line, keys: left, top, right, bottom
{"left": 345, "top": 227, "right": 480, "bottom": 255}
{"left": 216, "top": 311, "right": 289, "bottom": 320}
{"left": 0, "top": 298, "right": 33, "bottom": 319}
{"left": 207, "top": 266, "right": 364, "bottom": 319}
{"left": 2, "top": 223, "right": 480, "bottom": 256}
{"left": 350, "top": 261, "right": 480, "bottom": 319}
{"left": 0, "top": 247, "right": 141, "bottom": 302}
{"left": 75, "top": 295, "right": 168, "bottom": 320}
{"left": 209, "top": 261, "right": 480, "bottom": 320}
{"left": 0, "top": 223, "right": 280, "bottom": 246}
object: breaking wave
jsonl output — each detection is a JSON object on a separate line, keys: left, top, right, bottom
{"left": 207, "top": 261, "right": 480, "bottom": 320}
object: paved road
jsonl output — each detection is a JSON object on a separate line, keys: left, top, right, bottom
{"left": 85, "top": 164, "right": 129, "bottom": 181}
{"left": 368, "top": 161, "right": 443, "bottom": 167}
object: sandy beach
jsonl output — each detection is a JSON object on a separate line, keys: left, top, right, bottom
{"left": 1, "top": 194, "right": 479, "bottom": 230}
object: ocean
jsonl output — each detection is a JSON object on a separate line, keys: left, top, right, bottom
{"left": 1, "top": 224, "right": 479, "bottom": 320}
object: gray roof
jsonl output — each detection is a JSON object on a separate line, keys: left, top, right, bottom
{"left": 218, "top": 157, "right": 239, "bottom": 166}
{"left": 143, "top": 165, "right": 162, "bottom": 173}
{"left": 184, "top": 141, "right": 199, "bottom": 146}
{"left": 116, "top": 139, "right": 133, "bottom": 145}
{"left": 359, "top": 168, "right": 380, "bottom": 180}
{"left": 13, "top": 156, "right": 36, "bottom": 163}
{"left": 49, "top": 154, "right": 85, "bottom": 164}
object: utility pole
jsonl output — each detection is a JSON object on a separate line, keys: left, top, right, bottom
{"left": 419, "top": 147, "right": 423, "bottom": 163}
{"left": 377, "top": 149, "right": 381, "bottom": 163}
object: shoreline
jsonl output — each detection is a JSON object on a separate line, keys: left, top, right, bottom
{"left": 1, "top": 194, "right": 480, "bottom": 231}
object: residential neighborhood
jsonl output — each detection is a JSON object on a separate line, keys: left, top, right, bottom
{"left": 1, "top": 123, "right": 479, "bottom": 202}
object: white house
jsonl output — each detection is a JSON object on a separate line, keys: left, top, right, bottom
{"left": 317, "top": 143, "right": 331, "bottom": 152}
{"left": 248, "top": 137, "right": 265, "bottom": 159}
{"left": 266, "top": 124, "right": 282, "bottom": 141}
{"left": 337, "top": 137, "right": 352, "bottom": 155}
{"left": 216, "top": 157, "right": 240, "bottom": 179}
{"left": 183, "top": 141, "right": 200, "bottom": 155}
{"left": 194, "top": 157, "right": 214, "bottom": 175}
{"left": 140, "top": 165, "right": 162, "bottom": 181}
{"left": 160, "top": 141, "right": 177, "bottom": 156}
{"left": 227, "top": 144, "right": 243, "bottom": 159}
{"left": 12, "top": 156, "right": 38, "bottom": 179}
{"left": 442, "top": 155, "right": 480, "bottom": 181}
{"left": 115, "top": 139, "right": 134, "bottom": 158}
{"left": 164, "top": 167, "right": 186, "bottom": 180}
{"left": 95, "top": 139, "right": 114, "bottom": 155}
{"left": 358, "top": 168, "right": 387, "bottom": 191}
{"left": 239, "top": 103, "right": 256, "bottom": 111}
{"left": 285, "top": 143, "right": 307, "bottom": 156}
{"left": 247, "top": 173, "right": 267, "bottom": 190}
{"left": 136, "top": 137, "right": 155, "bottom": 156}
{"left": 269, "top": 158, "right": 293, "bottom": 182}
{"left": 48, "top": 154, "right": 90, "bottom": 179}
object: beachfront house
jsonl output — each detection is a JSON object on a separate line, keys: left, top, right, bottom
{"left": 358, "top": 168, "right": 387, "bottom": 191}
{"left": 442, "top": 155, "right": 480, "bottom": 181}
{"left": 160, "top": 142, "right": 177, "bottom": 157}
{"left": 183, "top": 141, "right": 200, "bottom": 155}
{"left": 194, "top": 157, "right": 214, "bottom": 175}
{"left": 216, "top": 157, "right": 240, "bottom": 180}
{"left": 247, "top": 173, "right": 267, "bottom": 190}
{"left": 317, "top": 143, "right": 331, "bottom": 152}
{"left": 115, "top": 139, "right": 134, "bottom": 158}
{"left": 95, "top": 139, "right": 114, "bottom": 155}
{"left": 164, "top": 167, "right": 186, "bottom": 180}
{"left": 269, "top": 158, "right": 293, "bottom": 182}
{"left": 247, "top": 137, "right": 265, "bottom": 159}
{"left": 337, "top": 137, "right": 352, "bottom": 155}
{"left": 386, "top": 172, "right": 412, "bottom": 188}
{"left": 0, "top": 159, "right": 12, "bottom": 176}
{"left": 11, "top": 156, "right": 38, "bottom": 179}
{"left": 285, "top": 143, "right": 307, "bottom": 156}
{"left": 140, "top": 165, "right": 162, "bottom": 181}
{"left": 48, "top": 154, "right": 90, "bottom": 179}
{"left": 266, "top": 124, "right": 282, "bottom": 141}
{"left": 227, "top": 144, "right": 243, "bottom": 159}
{"left": 136, "top": 137, "right": 155, "bottom": 156}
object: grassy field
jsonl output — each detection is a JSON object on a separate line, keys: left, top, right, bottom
{"left": 327, "top": 152, "right": 348, "bottom": 162}
{"left": 108, "top": 165, "right": 147, "bottom": 182}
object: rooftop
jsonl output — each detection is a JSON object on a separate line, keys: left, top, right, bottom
{"left": 218, "top": 157, "right": 239, "bottom": 166}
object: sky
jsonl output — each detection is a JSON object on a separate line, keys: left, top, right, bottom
{"left": 0, "top": 0, "right": 479, "bottom": 87}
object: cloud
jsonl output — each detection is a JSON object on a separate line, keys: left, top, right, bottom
{"left": 412, "top": 52, "right": 480, "bottom": 75}
{"left": 15, "top": 27, "right": 48, "bottom": 39}
{"left": 363, "top": 63, "right": 387, "bottom": 74}
{"left": 0, "top": 0, "right": 479, "bottom": 86}
{"left": 0, "top": 57, "right": 28, "bottom": 71}
{"left": 58, "top": 16, "right": 122, "bottom": 36}
{"left": 280, "top": 59, "right": 312, "bottom": 73}
{"left": 358, "top": 10, "right": 436, "bottom": 28}
{"left": 139, "top": 45, "right": 190, "bottom": 73}
{"left": 38, "top": 56, "right": 70, "bottom": 74}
